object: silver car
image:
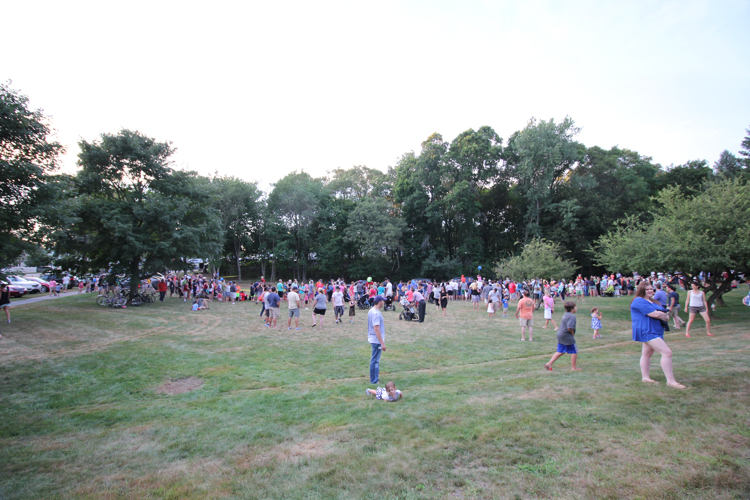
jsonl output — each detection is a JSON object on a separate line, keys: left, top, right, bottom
{"left": 6, "top": 275, "right": 43, "bottom": 294}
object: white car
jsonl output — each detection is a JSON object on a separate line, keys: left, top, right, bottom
{"left": 6, "top": 275, "right": 43, "bottom": 293}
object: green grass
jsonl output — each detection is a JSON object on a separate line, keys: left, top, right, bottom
{"left": 1, "top": 289, "right": 749, "bottom": 499}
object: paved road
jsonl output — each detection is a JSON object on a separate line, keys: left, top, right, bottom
{"left": 10, "top": 292, "right": 89, "bottom": 307}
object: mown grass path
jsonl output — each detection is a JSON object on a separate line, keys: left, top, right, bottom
{"left": 1, "top": 290, "right": 749, "bottom": 499}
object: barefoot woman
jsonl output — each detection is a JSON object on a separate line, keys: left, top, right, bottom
{"left": 630, "top": 281, "right": 685, "bottom": 389}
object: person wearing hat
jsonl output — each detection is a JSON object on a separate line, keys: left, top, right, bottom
{"left": 368, "top": 296, "right": 387, "bottom": 384}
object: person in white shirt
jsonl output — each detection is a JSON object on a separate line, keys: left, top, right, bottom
{"left": 287, "top": 286, "right": 301, "bottom": 330}
{"left": 332, "top": 286, "right": 345, "bottom": 324}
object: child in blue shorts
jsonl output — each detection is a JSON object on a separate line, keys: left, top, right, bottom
{"left": 502, "top": 297, "right": 509, "bottom": 317}
{"left": 545, "top": 302, "right": 581, "bottom": 371}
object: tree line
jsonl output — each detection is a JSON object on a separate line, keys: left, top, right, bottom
{"left": 2, "top": 81, "right": 749, "bottom": 301}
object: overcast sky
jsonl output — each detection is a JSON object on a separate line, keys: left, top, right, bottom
{"left": 3, "top": 0, "right": 749, "bottom": 191}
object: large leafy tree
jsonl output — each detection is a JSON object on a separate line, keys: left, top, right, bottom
{"left": 392, "top": 128, "right": 505, "bottom": 277}
{"left": 714, "top": 150, "right": 742, "bottom": 178}
{"left": 509, "top": 117, "right": 583, "bottom": 243}
{"left": 654, "top": 159, "right": 714, "bottom": 197}
{"left": 344, "top": 197, "right": 405, "bottom": 259}
{"left": 209, "top": 176, "right": 262, "bottom": 280}
{"left": 0, "top": 82, "right": 64, "bottom": 271}
{"left": 267, "top": 171, "right": 325, "bottom": 281}
{"left": 594, "top": 179, "right": 750, "bottom": 316}
{"left": 326, "top": 165, "right": 389, "bottom": 201}
{"left": 548, "top": 146, "right": 660, "bottom": 274}
{"left": 51, "top": 130, "right": 221, "bottom": 300}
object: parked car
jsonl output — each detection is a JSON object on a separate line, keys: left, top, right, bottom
{"left": 25, "top": 277, "right": 51, "bottom": 293}
{"left": 6, "top": 276, "right": 43, "bottom": 294}
{"left": 6, "top": 284, "right": 27, "bottom": 298}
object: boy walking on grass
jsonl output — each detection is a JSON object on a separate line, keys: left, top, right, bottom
{"left": 545, "top": 302, "right": 582, "bottom": 371}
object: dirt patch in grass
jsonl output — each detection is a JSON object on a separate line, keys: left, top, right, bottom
{"left": 155, "top": 377, "right": 204, "bottom": 395}
{"left": 235, "top": 437, "right": 338, "bottom": 469}
{"left": 517, "top": 386, "right": 573, "bottom": 400}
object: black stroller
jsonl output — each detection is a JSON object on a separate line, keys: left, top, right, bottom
{"left": 357, "top": 294, "right": 371, "bottom": 310}
{"left": 383, "top": 295, "right": 395, "bottom": 311}
{"left": 398, "top": 297, "right": 417, "bottom": 321}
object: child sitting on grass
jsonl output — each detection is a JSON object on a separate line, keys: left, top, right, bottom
{"left": 544, "top": 302, "right": 581, "bottom": 371}
{"left": 365, "top": 381, "right": 402, "bottom": 402}
{"left": 192, "top": 298, "right": 208, "bottom": 311}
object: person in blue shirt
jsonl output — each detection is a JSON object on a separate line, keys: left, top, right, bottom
{"left": 630, "top": 281, "right": 685, "bottom": 389}
{"left": 266, "top": 290, "right": 281, "bottom": 329}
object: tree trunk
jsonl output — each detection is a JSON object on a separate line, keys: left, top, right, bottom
{"left": 271, "top": 259, "right": 276, "bottom": 282}
{"left": 260, "top": 260, "right": 266, "bottom": 278}
{"left": 704, "top": 272, "right": 736, "bottom": 320}
{"left": 128, "top": 260, "right": 141, "bottom": 305}
{"left": 234, "top": 237, "right": 242, "bottom": 282}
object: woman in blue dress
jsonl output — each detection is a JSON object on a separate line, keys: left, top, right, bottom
{"left": 630, "top": 281, "right": 685, "bottom": 389}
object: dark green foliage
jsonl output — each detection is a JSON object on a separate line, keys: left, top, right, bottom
{"left": 594, "top": 178, "right": 750, "bottom": 315}
{"left": 714, "top": 149, "right": 742, "bottom": 177}
{"left": 739, "top": 126, "right": 750, "bottom": 168}
{"left": 654, "top": 159, "right": 714, "bottom": 197}
{"left": 0, "top": 82, "right": 64, "bottom": 271}
{"left": 50, "top": 130, "right": 221, "bottom": 299}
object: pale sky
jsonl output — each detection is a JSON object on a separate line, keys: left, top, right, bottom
{"left": 3, "top": 0, "right": 749, "bottom": 191}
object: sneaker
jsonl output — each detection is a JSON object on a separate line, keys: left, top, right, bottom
{"left": 311, "top": 324, "right": 316, "bottom": 327}
{"left": 365, "top": 388, "right": 370, "bottom": 396}
{"left": 295, "top": 327, "right": 300, "bottom": 331}
{"left": 288, "top": 327, "right": 292, "bottom": 330}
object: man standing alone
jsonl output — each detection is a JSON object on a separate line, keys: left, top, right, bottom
{"left": 368, "top": 296, "right": 387, "bottom": 384}
{"left": 515, "top": 290, "right": 535, "bottom": 341}
{"left": 158, "top": 279, "right": 168, "bottom": 302}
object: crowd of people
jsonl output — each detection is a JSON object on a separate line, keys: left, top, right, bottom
{"left": 149, "top": 271, "right": 728, "bottom": 393}
{"left": 28, "top": 268, "right": 736, "bottom": 395}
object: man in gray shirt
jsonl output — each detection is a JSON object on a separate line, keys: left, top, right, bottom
{"left": 544, "top": 302, "right": 581, "bottom": 371}
{"left": 368, "top": 296, "right": 387, "bottom": 383}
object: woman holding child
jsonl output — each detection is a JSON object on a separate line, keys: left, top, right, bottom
{"left": 630, "top": 281, "right": 685, "bottom": 389}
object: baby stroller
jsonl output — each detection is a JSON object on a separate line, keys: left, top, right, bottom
{"left": 383, "top": 295, "right": 395, "bottom": 311}
{"left": 398, "top": 297, "right": 417, "bottom": 321}
{"left": 357, "top": 294, "right": 371, "bottom": 310}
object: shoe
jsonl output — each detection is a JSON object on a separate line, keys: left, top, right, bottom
{"left": 311, "top": 324, "right": 316, "bottom": 327}
{"left": 295, "top": 327, "right": 300, "bottom": 330}
{"left": 365, "top": 388, "right": 370, "bottom": 396}
{"left": 288, "top": 327, "right": 292, "bottom": 330}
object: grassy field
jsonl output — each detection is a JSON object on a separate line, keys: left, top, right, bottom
{"left": 1, "top": 288, "right": 749, "bottom": 499}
